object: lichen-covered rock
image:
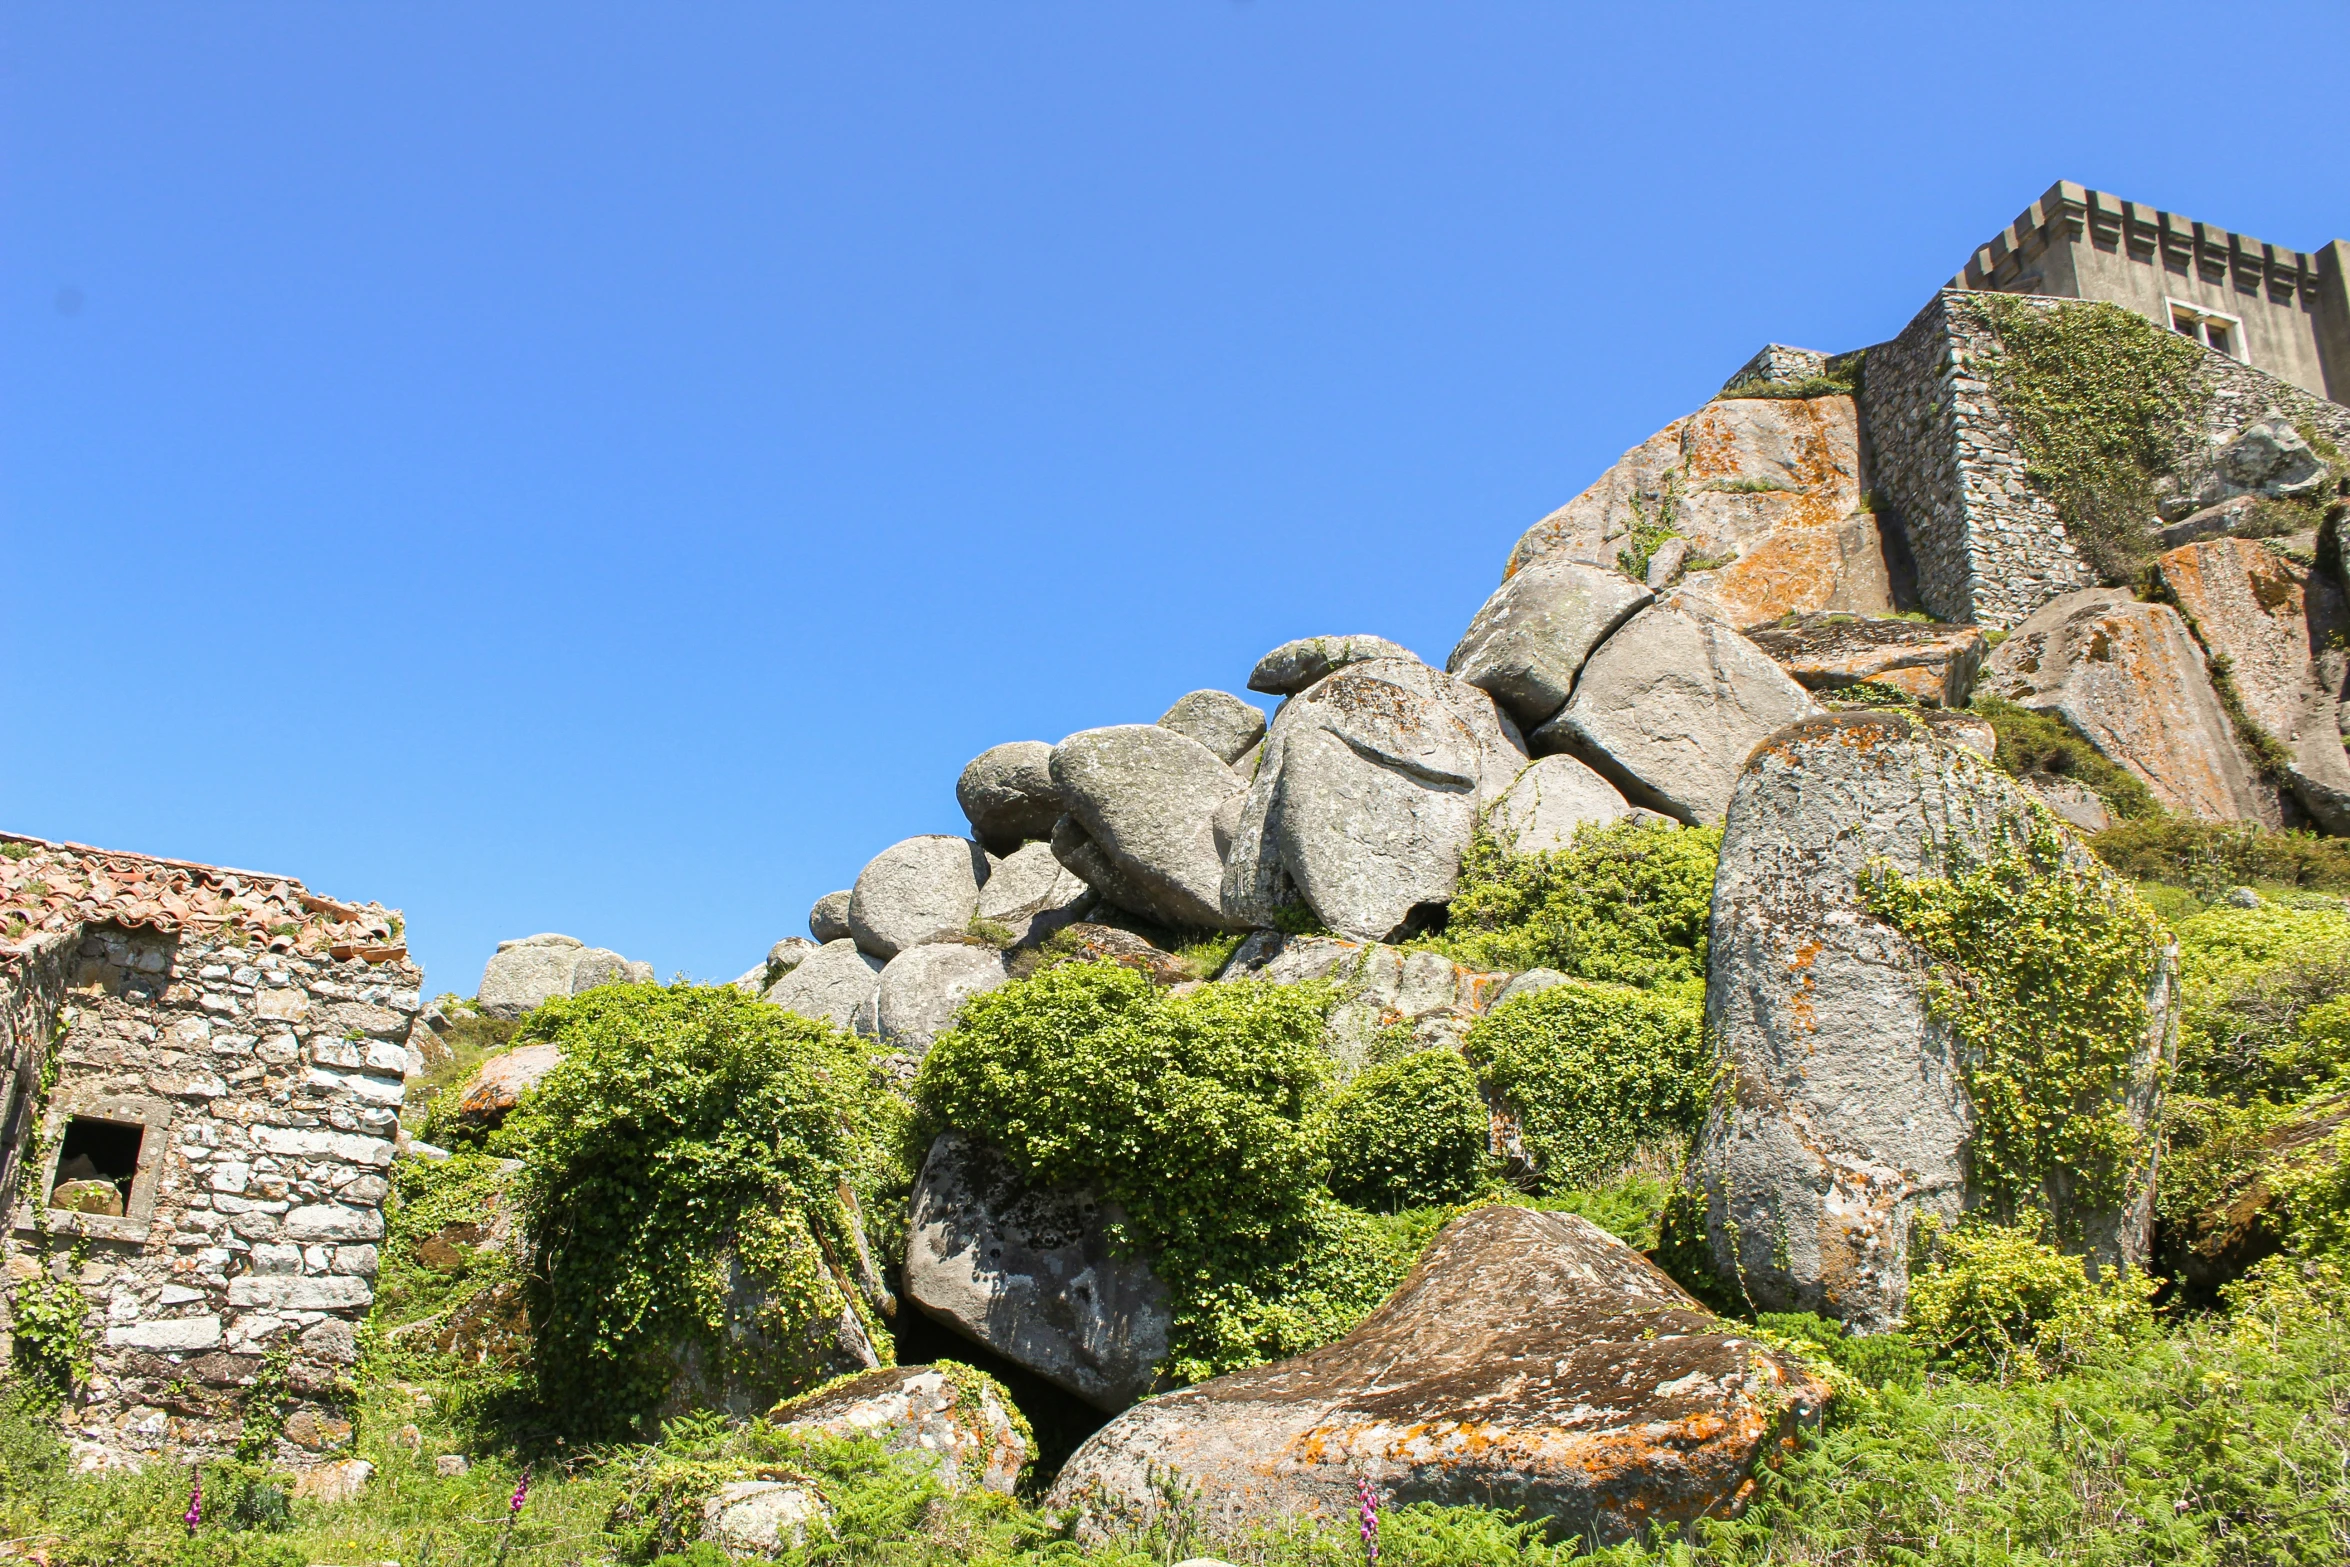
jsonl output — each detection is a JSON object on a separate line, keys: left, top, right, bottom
{"left": 1486, "top": 754, "right": 1633, "bottom": 853}
{"left": 1445, "top": 559, "right": 1651, "bottom": 729}
{"left": 1047, "top": 1204, "right": 1828, "bottom": 1548}
{"left": 875, "top": 943, "right": 1009, "bottom": 1056}
{"left": 1247, "top": 635, "right": 1418, "bottom": 696}
{"left": 1156, "top": 690, "right": 1267, "bottom": 765}
{"left": 1700, "top": 712, "right": 2172, "bottom": 1331}
{"left": 2157, "top": 537, "right": 2350, "bottom": 833}
{"left": 974, "top": 840, "right": 1098, "bottom": 946}
{"left": 734, "top": 937, "right": 819, "bottom": 994}
{"left": 1980, "top": 588, "right": 2276, "bottom": 824}
{"left": 1222, "top": 659, "right": 1526, "bottom": 940}
{"left": 1534, "top": 598, "right": 1822, "bottom": 824}
{"left": 957, "top": 741, "right": 1067, "bottom": 855}
{"left": 703, "top": 1480, "right": 829, "bottom": 1556}
{"left": 764, "top": 939, "right": 883, "bottom": 1033}
{"left": 1220, "top": 930, "right": 1510, "bottom": 1071}
{"left": 768, "top": 1364, "right": 1029, "bottom": 1494}
{"left": 904, "top": 1133, "right": 1170, "bottom": 1413}
{"left": 451, "top": 1042, "right": 563, "bottom": 1131}
{"left": 1746, "top": 614, "right": 1987, "bottom": 708}
{"left": 476, "top": 934, "right": 654, "bottom": 1019}
{"left": 1031, "top": 921, "right": 1193, "bottom": 987}
{"left": 808, "top": 890, "right": 854, "bottom": 944}
{"left": 2172, "top": 416, "right": 2332, "bottom": 514}
{"left": 848, "top": 836, "right": 992, "bottom": 960}
{"left": 1051, "top": 726, "right": 1246, "bottom": 931}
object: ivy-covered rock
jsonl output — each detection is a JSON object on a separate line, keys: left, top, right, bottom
{"left": 766, "top": 1362, "right": 1032, "bottom": 1494}
{"left": 1701, "top": 711, "right": 2173, "bottom": 1332}
{"left": 1047, "top": 1203, "right": 1830, "bottom": 1549}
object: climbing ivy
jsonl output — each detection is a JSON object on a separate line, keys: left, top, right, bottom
{"left": 1973, "top": 295, "right": 2208, "bottom": 586}
{"left": 1320, "top": 1048, "right": 1493, "bottom": 1212}
{"left": 502, "top": 984, "right": 910, "bottom": 1439}
{"left": 1865, "top": 820, "right": 2167, "bottom": 1226}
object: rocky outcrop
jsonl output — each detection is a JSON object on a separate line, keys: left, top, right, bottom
{"left": 1746, "top": 614, "right": 1987, "bottom": 708}
{"left": 874, "top": 943, "right": 1009, "bottom": 1055}
{"left": 768, "top": 1364, "right": 1029, "bottom": 1494}
{"left": 476, "top": 934, "right": 655, "bottom": 1019}
{"left": 450, "top": 1042, "right": 563, "bottom": 1131}
{"left": 765, "top": 939, "right": 884, "bottom": 1033}
{"left": 1506, "top": 394, "right": 1901, "bottom": 627}
{"left": 1031, "top": 921, "right": 1193, "bottom": 987}
{"left": 2165, "top": 416, "right": 2332, "bottom": 518}
{"left": 974, "top": 840, "right": 1097, "bottom": 945}
{"left": 1446, "top": 559, "right": 1651, "bottom": 729}
{"left": 2158, "top": 537, "right": 2350, "bottom": 833}
{"left": 1222, "top": 659, "right": 1526, "bottom": 940}
{"left": 1051, "top": 726, "right": 1247, "bottom": 931}
{"left": 1485, "top": 754, "right": 1635, "bottom": 853}
{"left": 1700, "top": 712, "right": 2172, "bottom": 1331}
{"left": 1156, "top": 690, "right": 1267, "bottom": 766}
{"left": 734, "top": 937, "right": 818, "bottom": 995}
{"left": 848, "top": 836, "right": 992, "bottom": 960}
{"left": 1980, "top": 588, "right": 2275, "bottom": 824}
{"left": 1221, "top": 930, "right": 1510, "bottom": 1070}
{"left": 702, "top": 1481, "right": 829, "bottom": 1556}
{"left": 904, "top": 1133, "right": 1171, "bottom": 1413}
{"left": 808, "top": 891, "right": 854, "bottom": 944}
{"left": 1047, "top": 1203, "right": 1829, "bottom": 1548}
{"left": 1534, "top": 598, "right": 1822, "bottom": 824}
{"left": 1247, "top": 635, "right": 1417, "bottom": 696}
{"left": 958, "top": 741, "right": 1067, "bottom": 855}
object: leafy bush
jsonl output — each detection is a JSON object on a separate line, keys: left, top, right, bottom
{"left": 1753, "top": 1312, "right": 1925, "bottom": 1393}
{"left": 1425, "top": 819, "right": 1720, "bottom": 997}
{"left": 1904, "top": 1213, "right": 2155, "bottom": 1382}
{"left": 914, "top": 962, "right": 1411, "bottom": 1383}
{"left": 1865, "top": 822, "right": 2167, "bottom": 1226}
{"left": 1464, "top": 980, "right": 1707, "bottom": 1193}
{"left": 1972, "top": 696, "right": 2162, "bottom": 820}
{"left": 2089, "top": 815, "right": 2350, "bottom": 894}
{"left": 1321, "top": 1048, "right": 1492, "bottom": 1212}
{"left": 2171, "top": 903, "right": 2350, "bottom": 1100}
{"left": 503, "top": 983, "right": 909, "bottom": 1438}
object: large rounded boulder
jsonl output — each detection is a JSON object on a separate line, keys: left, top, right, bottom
{"left": 1050, "top": 725, "right": 1247, "bottom": 931}
{"left": 957, "top": 741, "right": 1066, "bottom": 855}
{"left": 848, "top": 836, "right": 992, "bottom": 960}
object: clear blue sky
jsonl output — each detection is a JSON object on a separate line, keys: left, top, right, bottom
{"left": 8, "top": 3, "right": 2347, "bottom": 996}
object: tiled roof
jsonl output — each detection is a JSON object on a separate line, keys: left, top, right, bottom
{"left": 0, "top": 833, "right": 407, "bottom": 966}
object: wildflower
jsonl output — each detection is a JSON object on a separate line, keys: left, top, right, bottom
{"left": 1356, "top": 1473, "right": 1379, "bottom": 1567}
{"left": 510, "top": 1464, "right": 531, "bottom": 1515}
{"left": 184, "top": 1467, "right": 203, "bottom": 1534}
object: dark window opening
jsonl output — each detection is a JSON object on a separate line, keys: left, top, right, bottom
{"left": 2205, "top": 325, "right": 2231, "bottom": 356}
{"left": 51, "top": 1116, "right": 143, "bottom": 1216}
{"left": 2174, "top": 313, "right": 2197, "bottom": 336}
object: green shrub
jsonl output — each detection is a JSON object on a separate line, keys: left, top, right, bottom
{"left": 1753, "top": 1312, "right": 1925, "bottom": 1392}
{"left": 1464, "top": 979, "right": 1708, "bottom": 1193}
{"left": 2171, "top": 903, "right": 2350, "bottom": 1100}
{"left": 1865, "top": 822, "right": 2167, "bottom": 1227}
{"left": 914, "top": 962, "right": 1411, "bottom": 1383}
{"left": 1321, "top": 1049, "right": 1493, "bottom": 1212}
{"left": 1904, "top": 1213, "right": 2155, "bottom": 1382}
{"left": 1425, "top": 819, "right": 1720, "bottom": 997}
{"left": 2089, "top": 815, "right": 2350, "bottom": 894}
{"left": 1972, "top": 696, "right": 2162, "bottom": 820}
{"left": 503, "top": 983, "right": 909, "bottom": 1438}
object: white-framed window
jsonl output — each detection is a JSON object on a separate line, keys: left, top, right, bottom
{"left": 2167, "top": 298, "right": 2245, "bottom": 361}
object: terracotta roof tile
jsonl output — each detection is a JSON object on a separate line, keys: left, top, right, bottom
{"left": 0, "top": 832, "right": 406, "bottom": 965}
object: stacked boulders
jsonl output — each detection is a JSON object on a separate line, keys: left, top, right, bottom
{"left": 475, "top": 934, "right": 655, "bottom": 1019}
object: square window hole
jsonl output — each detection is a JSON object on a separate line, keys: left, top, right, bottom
{"left": 51, "top": 1116, "right": 144, "bottom": 1217}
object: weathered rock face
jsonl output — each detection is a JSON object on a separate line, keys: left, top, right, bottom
{"left": 734, "top": 937, "right": 819, "bottom": 995}
{"left": 1220, "top": 930, "right": 1510, "bottom": 1070}
{"left": 1746, "top": 614, "right": 1987, "bottom": 708}
{"left": 1486, "top": 754, "right": 1634, "bottom": 854}
{"left": 808, "top": 891, "right": 854, "bottom": 945}
{"left": 768, "top": 1364, "right": 1029, "bottom": 1495}
{"left": 875, "top": 943, "right": 1009, "bottom": 1056}
{"left": 1701, "top": 712, "right": 2172, "bottom": 1331}
{"left": 1506, "top": 395, "right": 1899, "bottom": 627}
{"left": 2158, "top": 537, "right": 2350, "bottom": 832}
{"left": 1047, "top": 1204, "right": 1829, "bottom": 1548}
{"left": 1247, "top": 635, "right": 1418, "bottom": 696}
{"left": 451, "top": 1042, "right": 563, "bottom": 1131}
{"left": 2167, "top": 416, "right": 2332, "bottom": 516}
{"left": 1051, "top": 726, "right": 1247, "bottom": 931}
{"left": 1156, "top": 690, "right": 1267, "bottom": 766}
{"left": 703, "top": 1481, "right": 829, "bottom": 1556}
{"left": 904, "top": 1134, "right": 1171, "bottom": 1413}
{"left": 1534, "top": 598, "right": 1823, "bottom": 824}
{"left": 1980, "top": 588, "right": 2275, "bottom": 824}
{"left": 1031, "top": 921, "right": 1193, "bottom": 988}
{"left": 957, "top": 741, "right": 1067, "bottom": 855}
{"left": 1446, "top": 559, "right": 1652, "bottom": 729}
{"left": 848, "top": 836, "right": 992, "bottom": 960}
{"left": 476, "top": 934, "right": 655, "bottom": 1019}
{"left": 2026, "top": 776, "right": 2112, "bottom": 834}
{"left": 765, "top": 939, "right": 884, "bottom": 1034}
{"left": 1222, "top": 659, "right": 1527, "bottom": 941}
{"left": 974, "top": 840, "right": 1098, "bottom": 945}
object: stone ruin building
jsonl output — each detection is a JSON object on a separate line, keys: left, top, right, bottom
{"left": 0, "top": 832, "right": 425, "bottom": 1468}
